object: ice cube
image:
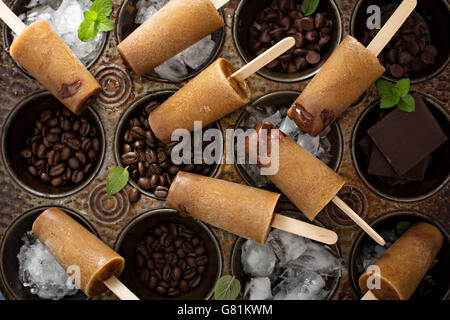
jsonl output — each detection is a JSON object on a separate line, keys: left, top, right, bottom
{"left": 279, "top": 116, "right": 299, "bottom": 139}
{"left": 181, "top": 35, "right": 215, "bottom": 70}
{"left": 288, "top": 242, "right": 343, "bottom": 277}
{"left": 297, "top": 132, "right": 321, "bottom": 156}
{"left": 17, "top": 231, "right": 79, "bottom": 300}
{"left": 241, "top": 240, "right": 277, "bottom": 277}
{"left": 244, "top": 277, "right": 272, "bottom": 300}
{"left": 273, "top": 270, "right": 327, "bottom": 300}
{"left": 262, "top": 111, "right": 282, "bottom": 127}
{"left": 154, "top": 54, "right": 188, "bottom": 82}
{"left": 267, "top": 229, "right": 308, "bottom": 265}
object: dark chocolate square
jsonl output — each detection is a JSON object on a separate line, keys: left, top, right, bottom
{"left": 368, "top": 94, "right": 447, "bottom": 176}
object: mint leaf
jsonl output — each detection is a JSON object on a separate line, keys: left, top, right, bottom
{"left": 393, "top": 78, "right": 410, "bottom": 98}
{"left": 91, "top": 0, "right": 113, "bottom": 17}
{"left": 301, "top": 0, "right": 320, "bottom": 16}
{"left": 78, "top": 20, "right": 98, "bottom": 42}
{"left": 106, "top": 166, "right": 129, "bottom": 196}
{"left": 396, "top": 222, "right": 411, "bottom": 236}
{"left": 98, "top": 16, "right": 114, "bottom": 32}
{"left": 78, "top": 0, "right": 113, "bottom": 42}
{"left": 214, "top": 275, "right": 241, "bottom": 300}
{"left": 376, "top": 79, "right": 394, "bottom": 97}
{"left": 397, "top": 94, "right": 415, "bottom": 112}
{"left": 380, "top": 93, "right": 400, "bottom": 109}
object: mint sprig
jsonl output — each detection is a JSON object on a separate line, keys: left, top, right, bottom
{"left": 106, "top": 166, "right": 129, "bottom": 196}
{"left": 376, "top": 78, "right": 415, "bottom": 112}
{"left": 78, "top": 0, "right": 114, "bottom": 42}
{"left": 301, "top": 0, "right": 321, "bottom": 17}
{"left": 214, "top": 275, "right": 241, "bottom": 300}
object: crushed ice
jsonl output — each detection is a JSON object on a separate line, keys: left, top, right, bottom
{"left": 17, "top": 231, "right": 78, "bottom": 300}
{"left": 241, "top": 229, "right": 344, "bottom": 300}
{"left": 18, "top": 0, "right": 104, "bottom": 65}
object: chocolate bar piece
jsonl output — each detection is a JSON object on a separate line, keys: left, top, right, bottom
{"left": 368, "top": 94, "right": 447, "bottom": 176}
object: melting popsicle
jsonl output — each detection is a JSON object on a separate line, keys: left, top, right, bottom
{"left": 287, "top": 0, "right": 417, "bottom": 136}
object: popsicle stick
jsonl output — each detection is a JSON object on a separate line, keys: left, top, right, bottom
{"left": 332, "top": 197, "right": 385, "bottom": 246}
{"left": 211, "top": 0, "right": 229, "bottom": 10}
{"left": 271, "top": 214, "right": 338, "bottom": 245}
{"left": 104, "top": 276, "right": 140, "bottom": 300}
{"left": 231, "top": 37, "right": 295, "bottom": 82}
{"left": 361, "top": 291, "right": 379, "bottom": 300}
{"left": 367, "top": 0, "right": 417, "bottom": 56}
{"left": 0, "top": 1, "right": 27, "bottom": 35}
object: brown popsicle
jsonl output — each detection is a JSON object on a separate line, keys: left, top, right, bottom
{"left": 287, "top": 0, "right": 417, "bottom": 136}
{"left": 32, "top": 208, "right": 138, "bottom": 299}
{"left": 166, "top": 171, "right": 338, "bottom": 245}
{"left": 118, "top": 0, "right": 224, "bottom": 76}
{"left": 246, "top": 122, "right": 385, "bottom": 246}
{"left": 9, "top": 20, "right": 101, "bottom": 115}
{"left": 359, "top": 222, "right": 443, "bottom": 300}
{"left": 149, "top": 58, "right": 251, "bottom": 144}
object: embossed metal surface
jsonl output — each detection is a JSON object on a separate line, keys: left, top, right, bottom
{"left": 0, "top": 0, "right": 448, "bottom": 300}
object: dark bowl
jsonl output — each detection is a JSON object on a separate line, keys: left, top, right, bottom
{"left": 115, "top": 0, "right": 225, "bottom": 83}
{"left": 1, "top": 91, "right": 106, "bottom": 199}
{"left": 231, "top": 211, "right": 342, "bottom": 300}
{"left": 114, "top": 208, "right": 223, "bottom": 300}
{"left": 234, "top": 90, "right": 343, "bottom": 195}
{"left": 114, "top": 89, "right": 223, "bottom": 200}
{"left": 0, "top": 206, "right": 98, "bottom": 300}
{"left": 2, "top": 0, "right": 108, "bottom": 78}
{"left": 349, "top": 210, "right": 450, "bottom": 300}
{"left": 350, "top": 0, "right": 450, "bottom": 83}
{"left": 351, "top": 92, "right": 449, "bottom": 202}
{"left": 233, "top": 0, "right": 343, "bottom": 83}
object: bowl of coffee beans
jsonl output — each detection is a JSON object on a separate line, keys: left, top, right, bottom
{"left": 1, "top": 91, "right": 105, "bottom": 198}
{"left": 233, "top": 0, "right": 343, "bottom": 82}
{"left": 115, "top": 208, "right": 223, "bottom": 300}
{"left": 351, "top": 0, "right": 450, "bottom": 83}
{"left": 114, "top": 90, "right": 223, "bottom": 200}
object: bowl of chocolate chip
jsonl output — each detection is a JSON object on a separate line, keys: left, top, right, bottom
{"left": 233, "top": 0, "right": 343, "bottom": 82}
{"left": 114, "top": 89, "right": 223, "bottom": 200}
{"left": 1, "top": 91, "right": 105, "bottom": 198}
{"left": 114, "top": 208, "right": 223, "bottom": 300}
{"left": 351, "top": 0, "right": 450, "bottom": 83}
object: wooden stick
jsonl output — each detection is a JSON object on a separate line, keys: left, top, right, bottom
{"left": 361, "top": 291, "right": 379, "bottom": 300}
{"left": 231, "top": 37, "right": 295, "bottom": 82}
{"left": 0, "top": 0, "right": 27, "bottom": 35}
{"left": 104, "top": 276, "right": 140, "bottom": 300}
{"left": 367, "top": 0, "right": 417, "bottom": 56}
{"left": 271, "top": 214, "right": 338, "bottom": 245}
{"left": 332, "top": 197, "right": 385, "bottom": 246}
{"left": 211, "top": 0, "right": 230, "bottom": 10}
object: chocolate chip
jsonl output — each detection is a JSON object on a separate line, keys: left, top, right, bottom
{"left": 300, "top": 17, "right": 314, "bottom": 31}
{"left": 389, "top": 64, "right": 404, "bottom": 78}
{"left": 306, "top": 50, "right": 321, "bottom": 65}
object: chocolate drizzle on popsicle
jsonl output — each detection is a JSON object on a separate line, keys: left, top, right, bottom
{"left": 58, "top": 80, "right": 82, "bottom": 99}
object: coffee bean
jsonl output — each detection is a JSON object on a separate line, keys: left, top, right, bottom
{"left": 197, "top": 266, "right": 207, "bottom": 275}
{"left": 149, "top": 276, "right": 158, "bottom": 289}
{"left": 168, "top": 288, "right": 180, "bottom": 297}
{"left": 189, "top": 275, "right": 202, "bottom": 289}
{"left": 40, "top": 172, "right": 50, "bottom": 183}
{"left": 68, "top": 157, "right": 80, "bottom": 170}
{"left": 121, "top": 152, "right": 138, "bottom": 165}
{"left": 136, "top": 254, "right": 145, "bottom": 268}
{"left": 194, "top": 246, "right": 206, "bottom": 256}
{"left": 71, "top": 170, "right": 83, "bottom": 184}
{"left": 28, "top": 166, "right": 39, "bottom": 177}
{"left": 183, "top": 268, "right": 197, "bottom": 280}
{"left": 50, "top": 176, "right": 63, "bottom": 187}
{"left": 163, "top": 265, "right": 171, "bottom": 281}
{"left": 195, "top": 256, "right": 208, "bottom": 266}
{"left": 154, "top": 186, "right": 168, "bottom": 198}
{"left": 49, "top": 163, "right": 65, "bottom": 176}
{"left": 155, "top": 286, "right": 167, "bottom": 295}
{"left": 179, "top": 280, "right": 189, "bottom": 293}
{"left": 129, "top": 188, "right": 141, "bottom": 203}
{"left": 40, "top": 110, "right": 52, "bottom": 122}
{"left": 138, "top": 177, "right": 151, "bottom": 190}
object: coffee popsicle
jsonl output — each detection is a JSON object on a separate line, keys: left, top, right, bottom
{"left": 32, "top": 208, "right": 138, "bottom": 299}
{"left": 247, "top": 122, "right": 385, "bottom": 246}
{"left": 287, "top": 0, "right": 417, "bottom": 136}
{"left": 149, "top": 37, "right": 295, "bottom": 144}
{"left": 167, "top": 171, "right": 338, "bottom": 245}
{"left": 359, "top": 222, "right": 443, "bottom": 300}
{"left": 8, "top": 19, "right": 101, "bottom": 115}
{"left": 149, "top": 58, "right": 251, "bottom": 144}
{"left": 118, "top": 0, "right": 225, "bottom": 76}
